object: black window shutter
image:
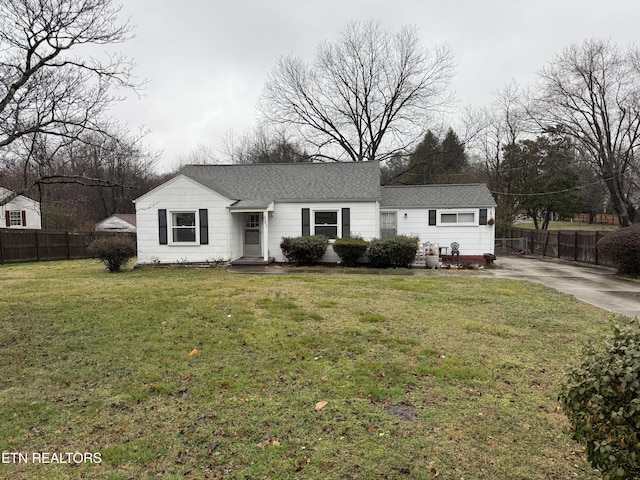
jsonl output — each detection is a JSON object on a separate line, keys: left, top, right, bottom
{"left": 341, "top": 208, "right": 350, "bottom": 238}
{"left": 4, "top": 211, "right": 9, "bottom": 227}
{"left": 428, "top": 210, "right": 436, "bottom": 226}
{"left": 302, "top": 208, "right": 310, "bottom": 235}
{"left": 21, "top": 211, "right": 26, "bottom": 226}
{"left": 479, "top": 208, "right": 488, "bottom": 225}
{"left": 158, "top": 209, "right": 168, "bottom": 245}
{"left": 199, "top": 209, "right": 209, "bottom": 244}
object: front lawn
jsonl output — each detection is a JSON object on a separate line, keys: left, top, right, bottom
{"left": 0, "top": 261, "right": 613, "bottom": 479}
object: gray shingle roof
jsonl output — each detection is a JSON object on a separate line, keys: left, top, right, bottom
{"left": 180, "top": 161, "right": 382, "bottom": 202}
{"left": 381, "top": 184, "right": 496, "bottom": 208}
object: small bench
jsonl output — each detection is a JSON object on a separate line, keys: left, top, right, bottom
{"left": 483, "top": 253, "right": 497, "bottom": 266}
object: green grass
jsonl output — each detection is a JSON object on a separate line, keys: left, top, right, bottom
{"left": 0, "top": 260, "right": 616, "bottom": 479}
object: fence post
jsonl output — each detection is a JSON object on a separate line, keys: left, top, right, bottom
{"left": 66, "top": 232, "right": 70, "bottom": 260}
{"left": 35, "top": 230, "right": 40, "bottom": 261}
{"left": 543, "top": 230, "right": 549, "bottom": 257}
{"left": 595, "top": 231, "right": 600, "bottom": 265}
{"left": 0, "top": 230, "right": 3, "bottom": 264}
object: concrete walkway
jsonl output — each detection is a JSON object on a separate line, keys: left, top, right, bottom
{"left": 491, "top": 256, "right": 640, "bottom": 318}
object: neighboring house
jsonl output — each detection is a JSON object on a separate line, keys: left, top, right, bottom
{"left": 95, "top": 214, "right": 137, "bottom": 233}
{"left": 134, "top": 161, "right": 496, "bottom": 265}
{"left": 0, "top": 186, "right": 42, "bottom": 230}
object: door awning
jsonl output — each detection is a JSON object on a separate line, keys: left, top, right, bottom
{"left": 228, "top": 200, "right": 275, "bottom": 212}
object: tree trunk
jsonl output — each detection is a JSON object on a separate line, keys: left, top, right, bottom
{"left": 605, "top": 176, "right": 635, "bottom": 227}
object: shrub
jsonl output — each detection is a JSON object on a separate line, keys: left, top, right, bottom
{"left": 88, "top": 236, "right": 137, "bottom": 273}
{"left": 366, "top": 235, "right": 418, "bottom": 268}
{"left": 597, "top": 225, "right": 640, "bottom": 276}
{"left": 332, "top": 237, "right": 369, "bottom": 266}
{"left": 560, "top": 319, "right": 640, "bottom": 479}
{"left": 280, "top": 235, "right": 328, "bottom": 266}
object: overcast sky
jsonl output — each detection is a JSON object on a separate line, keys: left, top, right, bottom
{"left": 108, "top": 0, "right": 639, "bottom": 172}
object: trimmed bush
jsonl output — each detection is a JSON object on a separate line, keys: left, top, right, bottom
{"left": 333, "top": 237, "right": 369, "bottom": 267}
{"left": 367, "top": 235, "right": 419, "bottom": 268}
{"left": 88, "top": 236, "right": 137, "bottom": 273}
{"left": 597, "top": 225, "right": 640, "bottom": 276}
{"left": 560, "top": 319, "right": 640, "bottom": 479}
{"left": 280, "top": 235, "right": 328, "bottom": 266}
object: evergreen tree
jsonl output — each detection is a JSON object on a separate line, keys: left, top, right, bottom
{"left": 502, "top": 135, "right": 581, "bottom": 229}
{"left": 403, "top": 130, "right": 441, "bottom": 184}
{"left": 438, "top": 128, "right": 468, "bottom": 183}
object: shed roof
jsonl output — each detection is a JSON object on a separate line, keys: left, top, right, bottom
{"left": 0, "top": 186, "right": 39, "bottom": 205}
{"left": 112, "top": 214, "right": 137, "bottom": 226}
{"left": 179, "top": 161, "right": 382, "bottom": 202}
{"left": 381, "top": 184, "right": 496, "bottom": 208}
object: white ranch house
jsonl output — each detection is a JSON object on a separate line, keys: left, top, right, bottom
{"left": 134, "top": 161, "right": 496, "bottom": 265}
{"left": 0, "top": 186, "right": 42, "bottom": 230}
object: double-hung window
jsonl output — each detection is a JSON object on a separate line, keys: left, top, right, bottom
{"left": 314, "top": 211, "right": 338, "bottom": 239}
{"left": 158, "top": 209, "right": 208, "bottom": 245}
{"left": 9, "top": 211, "right": 22, "bottom": 226}
{"left": 171, "top": 211, "right": 197, "bottom": 243}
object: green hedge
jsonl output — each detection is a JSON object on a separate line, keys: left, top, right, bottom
{"left": 598, "top": 225, "right": 640, "bottom": 276}
{"left": 280, "top": 235, "right": 329, "bottom": 266}
{"left": 560, "top": 320, "right": 640, "bottom": 479}
{"left": 332, "top": 237, "right": 369, "bottom": 267}
{"left": 367, "top": 235, "right": 419, "bottom": 268}
{"left": 88, "top": 236, "right": 137, "bottom": 273}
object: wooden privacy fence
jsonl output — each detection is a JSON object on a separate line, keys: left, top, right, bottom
{"left": 0, "top": 230, "right": 136, "bottom": 264}
{"left": 573, "top": 213, "right": 619, "bottom": 225}
{"left": 505, "top": 227, "right": 616, "bottom": 268}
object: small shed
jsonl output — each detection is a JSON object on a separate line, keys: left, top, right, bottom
{"left": 0, "top": 186, "right": 42, "bottom": 229}
{"left": 95, "top": 214, "right": 137, "bottom": 233}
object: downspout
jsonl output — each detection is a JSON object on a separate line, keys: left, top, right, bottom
{"left": 263, "top": 212, "right": 269, "bottom": 261}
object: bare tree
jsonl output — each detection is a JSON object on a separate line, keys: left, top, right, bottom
{"left": 1, "top": 127, "right": 160, "bottom": 229}
{"left": 532, "top": 39, "right": 640, "bottom": 226}
{"left": 0, "top": 0, "right": 140, "bottom": 204}
{"left": 467, "top": 82, "right": 530, "bottom": 234}
{"left": 224, "top": 126, "right": 310, "bottom": 165}
{"left": 259, "top": 20, "right": 455, "bottom": 163}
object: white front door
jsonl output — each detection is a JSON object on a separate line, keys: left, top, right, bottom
{"left": 243, "top": 213, "right": 262, "bottom": 257}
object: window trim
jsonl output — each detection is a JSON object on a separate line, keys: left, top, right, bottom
{"left": 313, "top": 209, "right": 339, "bottom": 239}
{"left": 8, "top": 210, "right": 22, "bottom": 227}
{"left": 437, "top": 210, "right": 477, "bottom": 226}
{"left": 169, "top": 210, "right": 198, "bottom": 245}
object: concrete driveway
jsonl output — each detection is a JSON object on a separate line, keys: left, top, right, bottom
{"left": 491, "top": 256, "right": 640, "bottom": 318}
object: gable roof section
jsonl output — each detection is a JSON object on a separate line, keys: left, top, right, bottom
{"left": 113, "top": 214, "right": 137, "bottom": 226}
{"left": 179, "top": 161, "right": 382, "bottom": 202}
{"left": 381, "top": 184, "right": 496, "bottom": 209}
{"left": 0, "top": 186, "right": 39, "bottom": 206}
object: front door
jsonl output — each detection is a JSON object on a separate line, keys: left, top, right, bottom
{"left": 243, "top": 213, "right": 262, "bottom": 257}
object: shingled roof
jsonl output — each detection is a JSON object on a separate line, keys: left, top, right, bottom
{"left": 180, "top": 161, "right": 382, "bottom": 202}
{"left": 381, "top": 184, "right": 496, "bottom": 208}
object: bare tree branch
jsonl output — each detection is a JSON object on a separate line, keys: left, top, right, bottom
{"left": 531, "top": 39, "right": 640, "bottom": 226}
{"left": 259, "top": 20, "right": 455, "bottom": 162}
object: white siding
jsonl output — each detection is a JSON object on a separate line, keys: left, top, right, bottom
{"left": 0, "top": 190, "right": 41, "bottom": 230}
{"left": 267, "top": 202, "right": 379, "bottom": 262}
{"left": 394, "top": 207, "right": 495, "bottom": 256}
{"left": 134, "top": 176, "right": 234, "bottom": 263}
